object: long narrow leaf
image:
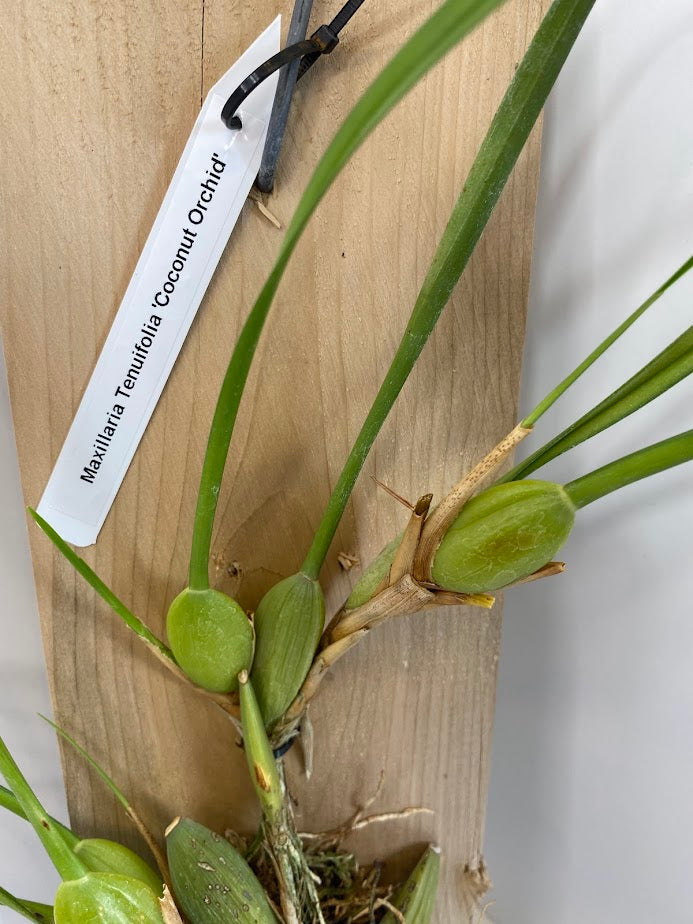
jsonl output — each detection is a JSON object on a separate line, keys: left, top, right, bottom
{"left": 503, "top": 324, "right": 693, "bottom": 483}
{"left": 28, "top": 509, "right": 174, "bottom": 662}
{"left": 0, "top": 736, "right": 86, "bottom": 881}
{"left": 300, "top": 0, "right": 597, "bottom": 578}
{"left": 40, "top": 716, "right": 130, "bottom": 813}
{"left": 564, "top": 429, "right": 693, "bottom": 508}
{"left": 40, "top": 718, "right": 171, "bottom": 892}
{"left": 521, "top": 255, "right": 693, "bottom": 428}
{"left": 0, "top": 783, "right": 78, "bottom": 848}
{"left": 0, "top": 887, "right": 54, "bottom": 923}
{"left": 187, "top": 0, "right": 508, "bottom": 589}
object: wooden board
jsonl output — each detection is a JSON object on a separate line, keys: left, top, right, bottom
{"left": 0, "top": 0, "right": 547, "bottom": 919}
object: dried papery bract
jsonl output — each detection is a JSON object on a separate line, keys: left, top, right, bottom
{"left": 388, "top": 494, "right": 433, "bottom": 586}
{"left": 414, "top": 425, "right": 531, "bottom": 581}
{"left": 159, "top": 887, "right": 184, "bottom": 924}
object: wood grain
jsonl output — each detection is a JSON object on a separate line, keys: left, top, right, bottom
{"left": 0, "top": 0, "right": 547, "bottom": 919}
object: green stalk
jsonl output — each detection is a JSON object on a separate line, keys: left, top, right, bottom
{"left": 502, "top": 324, "right": 693, "bottom": 482}
{"left": 0, "top": 887, "right": 54, "bottom": 923}
{"left": 0, "top": 783, "right": 78, "bottom": 848}
{"left": 0, "top": 737, "right": 86, "bottom": 882}
{"left": 238, "top": 672, "right": 283, "bottom": 823}
{"left": 29, "top": 509, "right": 175, "bottom": 663}
{"left": 564, "top": 429, "right": 693, "bottom": 509}
{"left": 521, "top": 255, "right": 693, "bottom": 428}
{"left": 301, "top": 0, "right": 597, "bottom": 579}
{"left": 187, "top": 0, "right": 508, "bottom": 590}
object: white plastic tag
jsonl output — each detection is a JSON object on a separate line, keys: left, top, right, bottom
{"left": 37, "top": 19, "right": 281, "bottom": 546}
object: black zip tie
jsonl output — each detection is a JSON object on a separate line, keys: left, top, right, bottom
{"left": 272, "top": 733, "right": 299, "bottom": 760}
{"left": 220, "top": 0, "right": 366, "bottom": 134}
{"left": 256, "top": 0, "right": 315, "bottom": 194}
{"left": 296, "top": 0, "right": 364, "bottom": 80}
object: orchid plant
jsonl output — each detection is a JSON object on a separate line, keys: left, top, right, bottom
{"left": 3, "top": 0, "right": 692, "bottom": 921}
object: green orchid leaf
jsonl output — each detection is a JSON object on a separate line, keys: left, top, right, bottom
{"left": 1, "top": 746, "right": 161, "bottom": 896}
{"left": 0, "top": 783, "right": 78, "bottom": 848}
{"left": 0, "top": 735, "right": 86, "bottom": 881}
{"left": 301, "top": 0, "right": 598, "bottom": 578}
{"left": 188, "top": 0, "right": 509, "bottom": 590}
{"left": 565, "top": 429, "right": 693, "bottom": 508}
{"left": 39, "top": 716, "right": 130, "bottom": 813}
{"left": 503, "top": 322, "right": 693, "bottom": 482}
{"left": 0, "top": 886, "right": 54, "bottom": 922}
{"left": 520, "top": 254, "right": 693, "bottom": 430}
{"left": 28, "top": 509, "right": 174, "bottom": 663}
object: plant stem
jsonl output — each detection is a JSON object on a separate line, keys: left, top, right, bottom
{"left": 521, "top": 255, "right": 693, "bottom": 428}
{"left": 262, "top": 762, "right": 325, "bottom": 924}
{"left": 301, "top": 0, "right": 597, "bottom": 579}
{"left": 237, "top": 675, "right": 317, "bottom": 919}
{"left": 0, "top": 737, "right": 86, "bottom": 882}
{"left": 0, "top": 887, "right": 53, "bottom": 923}
{"left": 0, "top": 784, "right": 78, "bottom": 848}
{"left": 238, "top": 673, "right": 283, "bottom": 823}
{"left": 564, "top": 429, "right": 693, "bottom": 509}
{"left": 186, "top": 0, "right": 508, "bottom": 590}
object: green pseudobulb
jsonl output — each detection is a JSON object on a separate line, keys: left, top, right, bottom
{"left": 250, "top": 572, "right": 325, "bottom": 727}
{"left": 166, "top": 818, "right": 275, "bottom": 923}
{"left": 345, "top": 535, "right": 400, "bottom": 610}
{"left": 432, "top": 480, "right": 575, "bottom": 593}
{"left": 54, "top": 872, "right": 163, "bottom": 923}
{"left": 166, "top": 588, "right": 254, "bottom": 693}
{"left": 381, "top": 844, "right": 441, "bottom": 923}
{"left": 75, "top": 839, "right": 163, "bottom": 896}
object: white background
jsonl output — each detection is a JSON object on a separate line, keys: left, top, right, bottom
{"left": 1, "top": 1, "right": 693, "bottom": 920}
{"left": 485, "top": 1, "right": 693, "bottom": 921}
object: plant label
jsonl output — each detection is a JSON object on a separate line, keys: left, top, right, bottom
{"left": 37, "top": 18, "right": 281, "bottom": 546}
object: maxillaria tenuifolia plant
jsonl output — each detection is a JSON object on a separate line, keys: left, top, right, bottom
{"left": 4, "top": 0, "right": 693, "bottom": 921}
